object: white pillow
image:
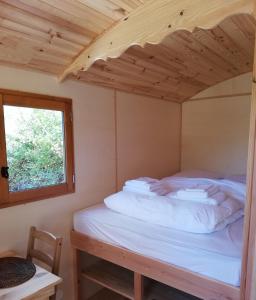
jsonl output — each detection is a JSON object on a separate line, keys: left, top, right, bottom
{"left": 104, "top": 191, "right": 243, "bottom": 234}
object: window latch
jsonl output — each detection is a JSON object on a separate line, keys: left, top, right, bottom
{"left": 1, "top": 167, "right": 9, "bottom": 179}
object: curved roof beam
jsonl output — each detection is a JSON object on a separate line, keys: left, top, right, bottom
{"left": 59, "top": 0, "right": 254, "bottom": 82}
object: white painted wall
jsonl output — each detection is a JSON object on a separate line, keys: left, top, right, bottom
{"left": 116, "top": 92, "right": 181, "bottom": 188}
{"left": 181, "top": 73, "right": 251, "bottom": 175}
{"left": 0, "top": 66, "right": 181, "bottom": 299}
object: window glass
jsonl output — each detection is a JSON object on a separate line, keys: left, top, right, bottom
{"left": 4, "top": 105, "right": 65, "bottom": 192}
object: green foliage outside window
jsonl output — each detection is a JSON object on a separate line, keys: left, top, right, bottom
{"left": 4, "top": 106, "right": 65, "bottom": 192}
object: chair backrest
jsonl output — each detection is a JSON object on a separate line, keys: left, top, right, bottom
{"left": 26, "top": 226, "right": 63, "bottom": 275}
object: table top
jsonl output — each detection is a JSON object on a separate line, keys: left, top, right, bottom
{"left": 0, "top": 251, "right": 62, "bottom": 300}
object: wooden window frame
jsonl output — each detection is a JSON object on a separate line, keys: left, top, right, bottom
{"left": 0, "top": 89, "right": 75, "bottom": 209}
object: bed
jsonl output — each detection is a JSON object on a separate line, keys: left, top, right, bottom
{"left": 74, "top": 204, "right": 243, "bottom": 286}
{"left": 71, "top": 172, "right": 245, "bottom": 300}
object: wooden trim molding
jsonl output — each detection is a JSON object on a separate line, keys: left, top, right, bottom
{"left": 188, "top": 92, "right": 252, "bottom": 102}
{"left": 0, "top": 95, "right": 8, "bottom": 205}
{"left": 59, "top": 0, "right": 254, "bottom": 82}
{"left": 241, "top": 30, "right": 256, "bottom": 300}
{"left": 3, "top": 95, "right": 67, "bottom": 111}
{"left": 0, "top": 88, "right": 71, "bottom": 104}
{"left": 0, "top": 90, "right": 75, "bottom": 209}
{"left": 114, "top": 90, "right": 119, "bottom": 193}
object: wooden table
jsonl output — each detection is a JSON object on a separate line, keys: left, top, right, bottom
{"left": 0, "top": 251, "right": 62, "bottom": 300}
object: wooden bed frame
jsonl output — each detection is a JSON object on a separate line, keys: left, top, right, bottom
{"left": 70, "top": 1, "right": 256, "bottom": 300}
{"left": 71, "top": 230, "right": 241, "bottom": 300}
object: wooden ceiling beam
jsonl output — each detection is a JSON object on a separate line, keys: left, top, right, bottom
{"left": 59, "top": 0, "right": 254, "bottom": 82}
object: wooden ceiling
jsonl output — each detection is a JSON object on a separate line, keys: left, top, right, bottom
{"left": 0, "top": 0, "right": 147, "bottom": 73}
{"left": 0, "top": 1, "right": 255, "bottom": 102}
{"left": 75, "top": 14, "right": 256, "bottom": 102}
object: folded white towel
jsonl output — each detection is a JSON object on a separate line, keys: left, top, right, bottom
{"left": 174, "top": 184, "right": 219, "bottom": 201}
{"left": 125, "top": 180, "right": 150, "bottom": 187}
{"left": 125, "top": 182, "right": 151, "bottom": 191}
{"left": 125, "top": 177, "right": 158, "bottom": 185}
{"left": 177, "top": 190, "right": 208, "bottom": 200}
{"left": 168, "top": 191, "right": 226, "bottom": 206}
{"left": 184, "top": 188, "right": 207, "bottom": 192}
{"left": 123, "top": 185, "right": 158, "bottom": 196}
{"left": 185, "top": 184, "right": 219, "bottom": 196}
{"left": 150, "top": 180, "right": 220, "bottom": 197}
{"left": 149, "top": 177, "right": 246, "bottom": 205}
{"left": 124, "top": 177, "right": 158, "bottom": 190}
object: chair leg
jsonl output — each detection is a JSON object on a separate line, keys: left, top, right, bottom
{"left": 73, "top": 248, "right": 81, "bottom": 300}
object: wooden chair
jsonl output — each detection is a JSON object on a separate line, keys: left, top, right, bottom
{"left": 27, "top": 226, "right": 63, "bottom": 300}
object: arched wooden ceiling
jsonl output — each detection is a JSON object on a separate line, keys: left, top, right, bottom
{"left": 72, "top": 14, "right": 256, "bottom": 102}
{"left": 0, "top": 1, "right": 255, "bottom": 103}
{"left": 0, "top": 0, "right": 147, "bottom": 73}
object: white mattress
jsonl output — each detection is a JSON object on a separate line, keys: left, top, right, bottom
{"left": 74, "top": 204, "right": 243, "bottom": 286}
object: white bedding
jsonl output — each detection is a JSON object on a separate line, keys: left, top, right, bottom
{"left": 74, "top": 204, "right": 243, "bottom": 286}
{"left": 105, "top": 177, "right": 245, "bottom": 234}
{"left": 105, "top": 191, "right": 243, "bottom": 234}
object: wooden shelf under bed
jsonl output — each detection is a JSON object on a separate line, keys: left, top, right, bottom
{"left": 82, "top": 259, "right": 200, "bottom": 300}
{"left": 72, "top": 230, "right": 240, "bottom": 300}
{"left": 82, "top": 260, "right": 134, "bottom": 299}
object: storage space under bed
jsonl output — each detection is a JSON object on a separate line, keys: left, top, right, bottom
{"left": 81, "top": 253, "right": 201, "bottom": 300}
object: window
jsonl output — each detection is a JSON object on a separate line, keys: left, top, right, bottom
{"left": 0, "top": 90, "right": 75, "bottom": 208}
